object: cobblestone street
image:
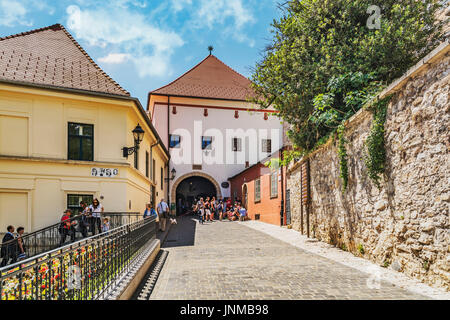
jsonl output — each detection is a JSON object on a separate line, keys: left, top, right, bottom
{"left": 148, "top": 216, "right": 428, "bottom": 300}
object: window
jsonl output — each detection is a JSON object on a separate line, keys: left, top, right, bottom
{"left": 68, "top": 123, "right": 93, "bottom": 161}
{"left": 169, "top": 135, "right": 181, "bottom": 148}
{"left": 270, "top": 171, "right": 278, "bottom": 198}
{"left": 232, "top": 138, "right": 242, "bottom": 152}
{"left": 161, "top": 167, "right": 164, "bottom": 190}
{"left": 145, "top": 151, "right": 149, "bottom": 178}
{"left": 202, "top": 136, "right": 213, "bottom": 150}
{"left": 134, "top": 148, "right": 139, "bottom": 169}
{"left": 254, "top": 178, "right": 261, "bottom": 203}
{"left": 262, "top": 139, "right": 272, "bottom": 153}
{"left": 67, "top": 194, "right": 93, "bottom": 216}
{"left": 152, "top": 159, "right": 156, "bottom": 182}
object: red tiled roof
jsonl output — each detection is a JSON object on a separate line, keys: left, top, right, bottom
{"left": 0, "top": 24, "right": 129, "bottom": 96}
{"left": 150, "top": 55, "right": 255, "bottom": 101}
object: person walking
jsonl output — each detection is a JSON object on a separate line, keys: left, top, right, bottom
{"left": 210, "top": 197, "right": 216, "bottom": 221}
{"left": 89, "top": 198, "right": 104, "bottom": 235}
{"left": 0, "top": 226, "right": 17, "bottom": 267}
{"left": 59, "top": 209, "right": 76, "bottom": 246}
{"left": 204, "top": 197, "right": 211, "bottom": 222}
{"left": 197, "top": 197, "right": 205, "bottom": 224}
{"left": 79, "top": 201, "right": 90, "bottom": 238}
{"left": 16, "top": 227, "right": 26, "bottom": 261}
{"left": 157, "top": 198, "right": 169, "bottom": 232}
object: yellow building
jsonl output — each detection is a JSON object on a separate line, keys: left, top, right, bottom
{"left": 0, "top": 24, "right": 169, "bottom": 232}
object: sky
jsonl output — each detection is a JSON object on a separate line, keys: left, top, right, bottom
{"left": 0, "top": 0, "right": 282, "bottom": 104}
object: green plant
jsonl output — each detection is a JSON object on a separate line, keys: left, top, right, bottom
{"left": 382, "top": 260, "right": 390, "bottom": 268}
{"left": 337, "top": 124, "right": 349, "bottom": 192}
{"left": 364, "top": 97, "right": 390, "bottom": 187}
{"left": 423, "top": 260, "right": 430, "bottom": 271}
{"left": 251, "top": 0, "right": 444, "bottom": 153}
{"left": 357, "top": 244, "right": 365, "bottom": 255}
{"left": 341, "top": 243, "right": 347, "bottom": 251}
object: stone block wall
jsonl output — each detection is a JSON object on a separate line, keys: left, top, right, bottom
{"left": 287, "top": 43, "right": 449, "bottom": 290}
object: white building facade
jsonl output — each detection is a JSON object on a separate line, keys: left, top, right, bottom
{"left": 148, "top": 55, "right": 283, "bottom": 211}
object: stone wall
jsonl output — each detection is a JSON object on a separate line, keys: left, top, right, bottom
{"left": 287, "top": 42, "right": 449, "bottom": 290}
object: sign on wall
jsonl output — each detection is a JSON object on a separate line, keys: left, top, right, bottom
{"left": 91, "top": 168, "right": 119, "bottom": 178}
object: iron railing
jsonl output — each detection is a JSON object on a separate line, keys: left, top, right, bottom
{"left": 0, "top": 216, "right": 157, "bottom": 300}
{"left": 0, "top": 212, "right": 142, "bottom": 267}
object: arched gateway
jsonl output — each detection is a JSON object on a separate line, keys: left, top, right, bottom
{"left": 171, "top": 172, "right": 222, "bottom": 216}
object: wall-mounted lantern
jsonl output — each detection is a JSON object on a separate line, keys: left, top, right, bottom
{"left": 122, "top": 124, "right": 145, "bottom": 158}
{"left": 165, "top": 167, "right": 177, "bottom": 181}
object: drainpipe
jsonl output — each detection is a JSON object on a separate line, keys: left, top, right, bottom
{"left": 167, "top": 96, "right": 171, "bottom": 205}
{"left": 280, "top": 147, "right": 285, "bottom": 226}
{"left": 150, "top": 138, "right": 161, "bottom": 205}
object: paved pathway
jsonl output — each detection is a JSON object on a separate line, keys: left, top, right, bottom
{"left": 148, "top": 216, "right": 428, "bottom": 300}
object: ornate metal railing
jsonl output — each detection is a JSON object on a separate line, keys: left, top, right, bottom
{"left": 0, "top": 212, "right": 142, "bottom": 267}
{"left": 0, "top": 216, "right": 157, "bottom": 300}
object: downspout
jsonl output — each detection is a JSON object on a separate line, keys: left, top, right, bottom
{"left": 167, "top": 96, "right": 171, "bottom": 205}
{"left": 150, "top": 138, "right": 161, "bottom": 205}
{"left": 280, "top": 147, "right": 285, "bottom": 226}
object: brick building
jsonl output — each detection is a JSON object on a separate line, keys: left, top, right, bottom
{"left": 228, "top": 149, "right": 287, "bottom": 226}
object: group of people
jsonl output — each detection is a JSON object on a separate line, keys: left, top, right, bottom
{"left": 1, "top": 197, "right": 177, "bottom": 268}
{"left": 0, "top": 225, "right": 26, "bottom": 267}
{"left": 193, "top": 197, "right": 247, "bottom": 224}
{"left": 59, "top": 198, "right": 109, "bottom": 246}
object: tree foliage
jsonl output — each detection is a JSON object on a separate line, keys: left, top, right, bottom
{"left": 252, "top": 0, "right": 444, "bottom": 153}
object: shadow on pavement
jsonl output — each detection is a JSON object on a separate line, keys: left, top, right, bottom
{"left": 162, "top": 215, "right": 197, "bottom": 248}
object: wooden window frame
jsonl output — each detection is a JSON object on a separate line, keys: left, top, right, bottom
{"left": 270, "top": 171, "right": 278, "bottom": 198}
{"left": 68, "top": 122, "right": 94, "bottom": 161}
{"left": 254, "top": 178, "right": 261, "bottom": 203}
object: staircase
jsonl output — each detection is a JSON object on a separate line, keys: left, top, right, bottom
{"left": 0, "top": 212, "right": 142, "bottom": 267}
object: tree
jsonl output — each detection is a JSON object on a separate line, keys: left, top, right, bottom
{"left": 252, "top": 0, "right": 444, "bottom": 153}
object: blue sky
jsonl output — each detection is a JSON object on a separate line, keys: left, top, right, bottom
{"left": 0, "top": 0, "right": 282, "bottom": 105}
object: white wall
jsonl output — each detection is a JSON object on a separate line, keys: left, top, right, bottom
{"left": 152, "top": 101, "right": 283, "bottom": 201}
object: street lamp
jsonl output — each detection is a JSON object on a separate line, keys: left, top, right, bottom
{"left": 165, "top": 168, "right": 177, "bottom": 181}
{"left": 123, "top": 124, "right": 145, "bottom": 158}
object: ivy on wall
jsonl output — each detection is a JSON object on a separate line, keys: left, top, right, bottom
{"left": 364, "top": 96, "right": 391, "bottom": 188}
{"left": 337, "top": 124, "right": 349, "bottom": 192}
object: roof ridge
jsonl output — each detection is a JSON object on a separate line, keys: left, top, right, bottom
{"left": 0, "top": 23, "right": 63, "bottom": 41}
{"left": 0, "top": 23, "right": 130, "bottom": 96}
{"left": 150, "top": 54, "right": 212, "bottom": 94}
{"left": 209, "top": 55, "right": 251, "bottom": 86}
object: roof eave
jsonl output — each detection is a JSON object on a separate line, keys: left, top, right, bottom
{"left": 0, "top": 78, "right": 170, "bottom": 159}
{"left": 149, "top": 92, "right": 252, "bottom": 103}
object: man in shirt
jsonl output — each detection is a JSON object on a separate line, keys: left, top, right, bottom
{"left": 157, "top": 198, "right": 169, "bottom": 232}
{"left": 0, "top": 225, "right": 17, "bottom": 267}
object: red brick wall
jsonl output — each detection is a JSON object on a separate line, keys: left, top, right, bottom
{"left": 244, "top": 171, "right": 283, "bottom": 226}
{"left": 229, "top": 163, "right": 267, "bottom": 202}
{"left": 228, "top": 151, "right": 287, "bottom": 227}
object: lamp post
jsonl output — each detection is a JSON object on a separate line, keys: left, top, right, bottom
{"left": 122, "top": 124, "right": 145, "bottom": 158}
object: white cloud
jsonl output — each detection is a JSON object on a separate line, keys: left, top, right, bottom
{"left": 196, "top": 0, "right": 255, "bottom": 30}
{"left": 98, "top": 53, "right": 130, "bottom": 64}
{"left": 171, "top": 0, "right": 192, "bottom": 12}
{"left": 180, "top": 0, "right": 255, "bottom": 46}
{"left": 66, "top": 3, "right": 184, "bottom": 77}
{"left": 0, "top": 0, "right": 32, "bottom": 27}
